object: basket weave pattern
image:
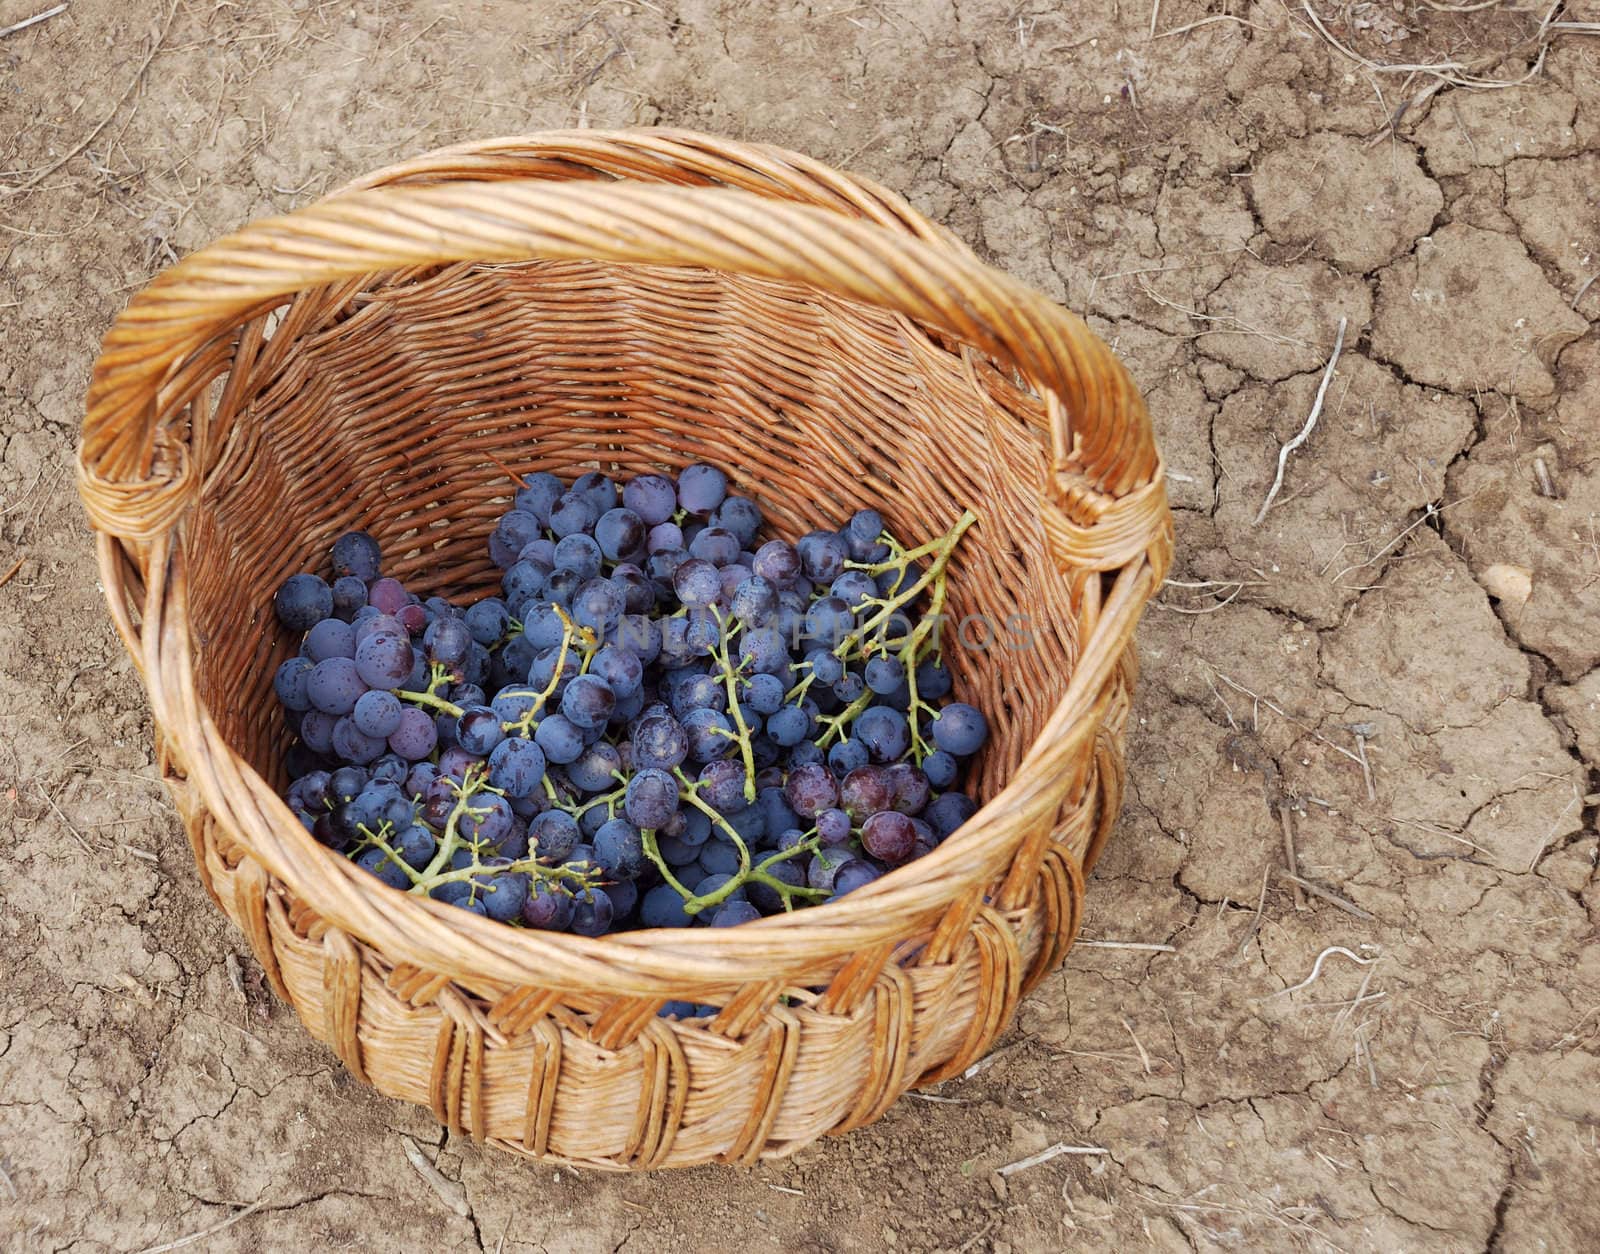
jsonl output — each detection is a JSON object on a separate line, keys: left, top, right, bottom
{"left": 77, "top": 131, "right": 1171, "bottom": 1168}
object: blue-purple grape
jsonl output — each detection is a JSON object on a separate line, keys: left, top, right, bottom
{"left": 521, "top": 881, "right": 573, "bottom": 929}
{"left": 275, "top": 574, "right": 333, "bottom": 630}
{"left": 514, "top": 472, "right": 564, "bottom": 524}
{"left": 307, "top": 657, "right": 367, "bottom": 715}
{"left": 331, "top": 531, "right": 382, "bottom": 581}
{"left": 490, "top": 510, "right": 543, "bottom": 569}
{"left": 931, "top": 703, "right": 989, "bottom": 757}
{"left": 352, "top": 689, "right": 403, "bottom": 738}
{"left": 625, "top": 768, "right": 679, "bottom": 829}
{"left": 678, "top": 464, "right": 727, "bottom": 515}
{"left": 305, "top": 617, "right": 356, "bottom": 662}
{"left": 529, "top": 809, "right": 580, "bottom": 862}
{"left": 569, "top": 887, "right": 615, "bottom": 936}
{"left": 535, "top": 714, "right": 584, "bottom": 764}
{"left": 387, "top": 708, "right": 437, "bottom": 760}
{"left": 926, "top": 792, "right": 978, "bottom": 839}
{"left": 488, "top": 737, "right": 547, "bottom": 798}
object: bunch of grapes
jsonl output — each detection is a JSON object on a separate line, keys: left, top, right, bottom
{"left": 271, "top": 465, "right": 988, "bottom": 953}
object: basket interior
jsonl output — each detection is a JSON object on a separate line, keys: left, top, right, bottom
{"left": 184, "top": 259, "right": 1080, "bottom": 818}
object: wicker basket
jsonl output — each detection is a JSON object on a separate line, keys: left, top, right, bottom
{"left": 77, "top": 130, "right": 1171, "bottom": 1168}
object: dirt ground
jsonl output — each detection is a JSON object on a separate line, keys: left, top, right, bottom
{"left": 3, "top": 0, "right": 1599, "bottom": 1250}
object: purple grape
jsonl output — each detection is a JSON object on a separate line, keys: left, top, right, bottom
{"left": 595, "top": 508, "right": 646, "bottom": 561}
{"left": 831, "top": 859, "right": 882, "bottom": 897}
{"left": 304, "top": 617, "right": 356, "bottom": 662}
{"left": 647, "top": 521, "right": 684, "bottom": 553}
{"left": 673, "top": 558, "right": 722, "bottom": 609}
{"left": 549, "top": 493, "right": 598, "bottom": 539}
{"left": 861, "top": 810, "right": 916, "bottom": 864}
{"left": 730, "top": 576, "right": 777, "bottom": 625}
{"left": 712, "top": 496, "right": 762, "bottom": 547}
{"left": 804, "top": 597, "right": 854, "bottom": 650}
{"left": 784, "top": 762, "right": 838, "bottom": 819}
{"left": 352, "top": 690, "right": 403, "bottom": 738}
{"left": 572, "top": 578, "right": 624, "bottom": 635}
{"left": 677, "top": 464, "right": 727, "bottom": 515}
{"left": 711, "top": 900, "right": 760, "bottom": 927}
{"left": 931, "top": 703, "right": 989, "bottom": 756}
{"left": 464, "top": 599, "right": 510, "bottom": 646}
{"left": 682, "top": 708, "right": 734, "bottom": 762}
{"left": 356, "top": 846, "right": 411, "bottom": 889}
{"left": 488, "top": 736, "right": 547, "bottom": 798}
{"left": 766, "top": 705, "right": 808, "bottom": 748}
{"left": 815, "top": 808, "right": 852, "bottom": 845}
{"left": 331, "top": 531, "right": 382, "bottom": 581}
{"left": 353, "top": 633, "right": 414, "bottom": 689}
{"left": 331, "top": 576, "right": 368, "bottom": 620}
{"left": 689, "top": 526, "right": 741, "bottom": 567}
{"left": 696, "top": 837, "right": 741, "bottom": 877}
{"left": 885, "top": 763, "right": 931, "bottom": 815}
{"left": 456, "top": 705, "right": 506, "bottom": 756}
{"left": 536, "top": 714, "right": 584, "bottom": 765}
{"left": 275, "top": 574, "right": 333, "bottom": 630}
{"left": 856, "top": 705, "right": 910, "bottom": 763}
{"left": 490, "top": 510, "right": 543, "bottom": 569}
{"left": 926, "top": 792, "right": 978, "bottom": 839}
{"left": 522, "top": 881, "right": 574, "bottom": 929}
{"left": 610, "top": 564, "right": 655, "bottom": 615}
{"left": 552, "top": 535, "right": 600, "bottom": 581}
{"left": 923, "top": 750, "right": 958, "bottom": 790}
{"left": 840, "top": 766, "right": 894, "bottom": 819}
{"left": 307, "top": 657, "right": 367, "bottom": 715}
{"left": 796, "top": 530, "right": 848, "bottom": 582}
{"left": 625, "top": 768, "right": 679, "bottom": 829}
{"left": 301, "top": 709, "right": 337, "bottom": 754}
{"left": 368, "top": 577, "right": 409, "bottom": 616}
{"left": 594, "top": 818, "right": 645, "bottom": 879}
{"left": 698, "top": 759, "right": 749, "bottom": 813}
{"left": 458, "top": 792, "right": 514, "bottom": 850}
{"left": 623, "top": 473, "right": 677, "bottom": 525}
{"left": 569, "top": 887, "right": 615, "bottom": 936}
{"left": 332, "top": 716, "right": 386, "bottom": 764}
{"left": 503, "top": 559, "right": 552, "bottom": 608}
{"left": 275, "top": 657, "right": 314, "bottom": 711}
{"left": 641, "top": 884, "right": 693, "bottom": 928}
{"left": 355, "top": 612, "right": 406, "bottom": 646}
{"left": 568, "top": 741, "right": 622, "bottom": 793}
{"left": 514, "top": 472, "right": 565, "bottom": 524}
{"left": 529, "top": 809, "right": 580, "bottom": 861}
{"left": 560, "top": 674, "right": 616, "bottom": 731}
{"left": 828, "top": 738, "right": 870, "bottom": 776}
{"left": 864, "top": 655, "right": 905, "bottom": 695}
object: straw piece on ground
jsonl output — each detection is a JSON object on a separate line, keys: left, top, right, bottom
{"left": 400, "top": 1135, "right": 471, "bottom": 1217}
{"left": 1255, "top": 316, "right": 1347, "bottom": 525}
{"left": 998, "top": 1143, "right": 1109, "bottom": 1175}
{"left": 0, "top": 3, "right": 67, "bottom": 40}
{"left": 1275, "top": 870, "right": 1375, "bottom": 921}
{"left": 136, "top": 1200, "right": 267, "bottom": 1254}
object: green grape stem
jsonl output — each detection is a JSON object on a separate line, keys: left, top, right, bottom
{"left": 411, "top": 766, "right": 491, "bottom": 888}
{"left": 814, "top": 687, "right": 874, "bottom": 750}
{"left": 707, "top": 607, "right": 759, "bottom": 802}
{"left": 354, "top": 821, "right": 422, "bottom": 887}
{"left": 652, "top": 769, "right": 825, "bottom": 915}
{"left": 394, "top": 766, "right": 600, "bottom": 904}
{"left": 501, "top": 604, "right": 583, "bottom": 736}
{"left": 836, "top": 509, "right": 976, "bottom": 664}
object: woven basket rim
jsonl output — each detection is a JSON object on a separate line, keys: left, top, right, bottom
{"left": 77, "top": 130, "right": 1171, "bottom": 993}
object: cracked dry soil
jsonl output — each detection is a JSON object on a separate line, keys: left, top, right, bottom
{"left": 3, "top": 2, "right": 1599, "bottom": 1251}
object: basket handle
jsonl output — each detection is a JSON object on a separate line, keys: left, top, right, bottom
{"left": 78, "top": 177, "right": 1162, "bottom": 567}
